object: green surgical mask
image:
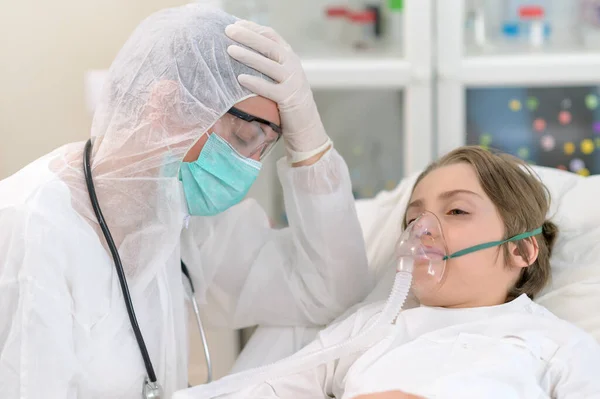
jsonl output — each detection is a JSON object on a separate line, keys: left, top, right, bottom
{"left": 179, "top": 133, "right": 261, "bottom": 216}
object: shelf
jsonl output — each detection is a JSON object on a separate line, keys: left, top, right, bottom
{"left": 458, "top": 52, "right": 600, "bottom": 87}
{"left": 302, "top": 58, "right": 411, "bottom": 90}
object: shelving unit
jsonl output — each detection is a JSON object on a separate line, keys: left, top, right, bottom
{"left": 436, "top": 0, "right": 600, "bottom": 175}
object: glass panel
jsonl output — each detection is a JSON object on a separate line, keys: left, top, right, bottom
{"left": 464, "top": 0, "right": 600, "bottom": 55}
{"left": 224, "top": 0, "right": 405, "bottom": 57}
{"left": 466, "top": 86, "right": 600, "bottom": 176}
{"left": 270, "top": 89, "right": 405, "bottom": 227}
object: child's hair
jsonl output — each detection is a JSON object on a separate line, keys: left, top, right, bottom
{"left": 408, "top": 146, "right": 558, "bottom": 300}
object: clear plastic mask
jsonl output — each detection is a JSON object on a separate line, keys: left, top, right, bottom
{"left": 396, "top": 210, "right": 543, "bottom": 293}
{"left": 396, "top": 211, "right": 448, "bottom": 292}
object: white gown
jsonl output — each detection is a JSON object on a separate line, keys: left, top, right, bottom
{"left": 176, "top": 294, "right": 600, "bottom": 398}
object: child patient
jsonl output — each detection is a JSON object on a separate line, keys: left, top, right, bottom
{"left": 175, "top": 146, "right": 600, "bottom": 399}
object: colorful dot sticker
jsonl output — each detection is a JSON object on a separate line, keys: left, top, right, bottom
{"left": 581, "top": 139, "right": 595, "bottom": 155}
{"left": 480, "top": 145, "right": 490, "bottom": 151}
{"left": 509, "top": 99, "right": 522, "bottom": 112}
{"left": 564, "top": 142, "right": 576, "bottom": 155}
{"left": 541, "top": 135, "right": 555, "bottom": 151}
{"left": 533, "top": 118, "right": 546, "bottom": 132}
{"left": 586, "top": 94, "right": 599, "bottom": 110}
{"left": 594, "top": 122, "right": 600, "bottom": 134}
{"left": 578, "top": 168, "right": 591, "bottom": 177}
{"left": 527, "top": 96, "right": 539, "bottom": 111}
{"left": 561, "top": 98, "right": 572, "bottom": 109}
{"left": 557, "top": 164, "right": 568, "bottom": 171}
{"left": 596, "top": 138, "right": 600, "bottom": 148}
{"left": 570, "top": 158, "right": 585, "bottom": 172}
{"left": 517, "top": 147, "right": 530, "bottom": 159}
{"left": 558, "top": 110, "right": 572, "bottom": 125}
{"left": 480, "top": 133, "right": 493, "bottom": 146}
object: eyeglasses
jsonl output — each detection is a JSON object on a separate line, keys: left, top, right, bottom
{"left": 218, "top": 107, "right": 282, "bottom": 160}
{"left": 227, "top": 107, "right": 282, "bottom": 135}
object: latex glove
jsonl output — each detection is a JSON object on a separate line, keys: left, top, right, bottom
{"left": 225, "top": 20, "right": 331, "bottom": 164}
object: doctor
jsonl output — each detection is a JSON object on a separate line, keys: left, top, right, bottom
{"left": 0, "top": 5, "right": 370, "bottom": 398}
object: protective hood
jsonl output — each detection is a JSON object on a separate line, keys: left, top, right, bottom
{"left": 51, "top": 4, "right": 271, "bottom": 283}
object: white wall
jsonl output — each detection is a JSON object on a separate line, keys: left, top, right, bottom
{"left": 0, "top": 0, "right": 191, "bottom": 179}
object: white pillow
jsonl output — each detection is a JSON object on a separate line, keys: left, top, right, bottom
{"left": 355, "top": 166, "right": 600, "bottom": 341}
{"left": 533, "top": 166, "right": 600, "bottom": 342}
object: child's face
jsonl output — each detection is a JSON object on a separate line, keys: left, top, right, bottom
{"left": 405, "top": 163, "right": 524, "bottom": 308}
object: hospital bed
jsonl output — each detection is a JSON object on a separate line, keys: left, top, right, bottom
{"left": 232, "top": 165, "right": 600, "bottom": 372}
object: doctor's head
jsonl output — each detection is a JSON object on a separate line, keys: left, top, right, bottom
{"left": 403, "top": 146, "right": 558, "bottom": 308}
{"left": 87, "top": 5, "right": 283, "bottom": 217}
{"left": 90, "top": 4, "right": 281, "bottom": 175}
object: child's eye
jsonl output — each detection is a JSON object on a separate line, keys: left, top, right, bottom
{"left": 448, "top": 209, "right": 468, "bottom": 216}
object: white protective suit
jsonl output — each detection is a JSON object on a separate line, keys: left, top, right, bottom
{"left": 0, "top": 5, "right": 371, "bottom": 398}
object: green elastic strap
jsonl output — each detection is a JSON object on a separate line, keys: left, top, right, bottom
{"left": 443, "top": 227, "right": 543, "bottom": 261}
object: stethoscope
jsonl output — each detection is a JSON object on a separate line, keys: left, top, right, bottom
{"left": 83, "top": 138, "right": 213, "bottom": 399}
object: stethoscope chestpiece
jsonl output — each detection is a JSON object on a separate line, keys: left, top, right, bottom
{"left": 142, "top": 377, "right": 162, "bottom": 399}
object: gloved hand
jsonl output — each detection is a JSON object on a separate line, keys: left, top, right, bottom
{"left": 225, "top": 20, "right": 331, "bottom": 164}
